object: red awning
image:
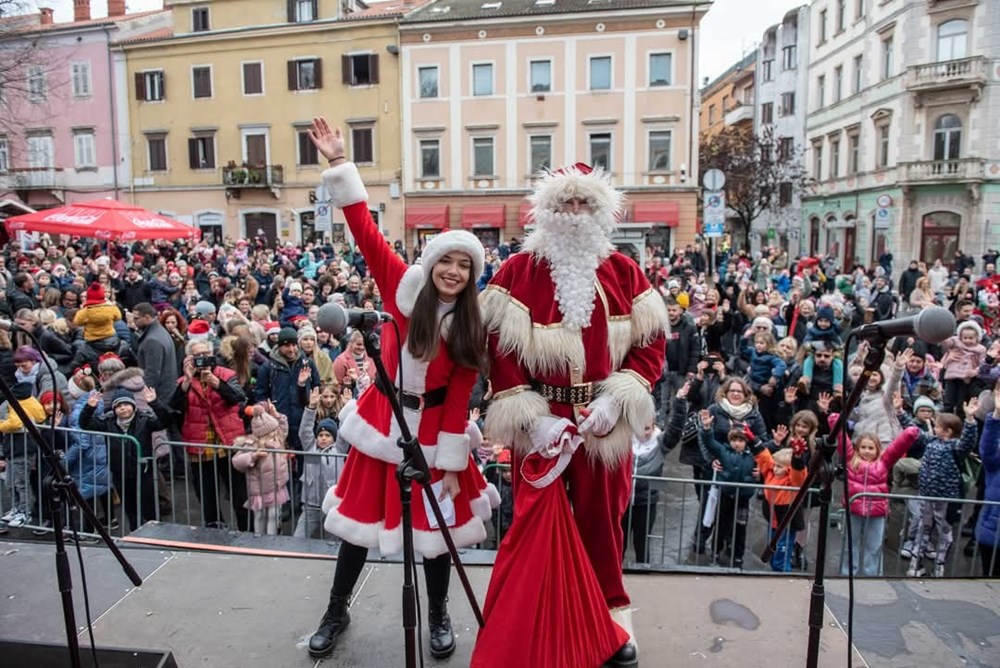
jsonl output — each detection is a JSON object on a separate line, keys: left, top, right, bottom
{"left": 518, "top": 201, "right": 534, "bottom": 227}
{"left": 632, "top": 201, "right": 680, "bottom": 227}
{"left": 461, "top": 203, "right": 505, "bottom": 229}
{"left": 405, "top": 204, "right": 449, "bottom": 229}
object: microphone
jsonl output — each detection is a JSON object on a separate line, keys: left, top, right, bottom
{"left": 853, "top": 305, "right": 956, "bottom": 344}
{"left": 316, "top": 302, "right": 393, "bottom": 336}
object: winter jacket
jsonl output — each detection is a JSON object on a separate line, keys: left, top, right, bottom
{"left": 803, "top": 322, "right": 842, "bottom": 346}
{"left": 698, "top": 427, "right": 757, "bottom": 500}
{"left": 297, "top": 407, "right": 348, "bottom": 507}
{"left": 916, "top": 421, "right": 979, "bottom": 499}
{"left": 0, "top": 397, "right": 47, "bottom": 459}
{"left": 135, "top": 320, "right": 178, "bottom": 403}
{"left": 65, "top": 392, "right": 112, "bottom": 500}
{"left": 279, "top": 290, "right": 307, "bottom": 326}
{"left": 148, "top": 279, "right": 178, "bottom": 305}
{"left": 75, "top": 303, "right": 122, "bottom": 342}
{"left": 753, "top": 445, "right": 808, "bottom": 528}
{"left": 940, "top": 336, "right": 986, "bottom": 381}
{"left": 632, "top": 397, "right": 687, "bottom": 506}
{"left": 254, "top": 349, "right": 320, "bottom": 449}
{"left": 833, "top": 413, "right": 919, "bottom": 517}
{"left": 232, "top": 432, "right": 290, "bottom": 503}
{"left": 680, "top": 400, "right": 771, "bottom": 467}
{"left": 120, "top": 278, "right": 152, "bottom": 311}
{"left": 849, "top": 365, "right": 902, "bottom": 444}
{"left": 171, "top": 366, "right": 247, "bottom": 456}
{"left": 975, "top": 415, "right": 1000, "bottom": 548}
{"left": 665, "top": 314, "right": 700, "bottom": 376}
{"left": 739, "top": 338, "right": 787, "bottom": 390}
{"left": 79, "top": 399, "right": 171, "bottom": 479}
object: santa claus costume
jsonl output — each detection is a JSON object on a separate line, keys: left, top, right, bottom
{"left": 307, "top": 159, "right": 499, "bottom": 660}
{"left": 472, "top": 164, "right": 669, "bottom": 667}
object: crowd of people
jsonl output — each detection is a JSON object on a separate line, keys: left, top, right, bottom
{"left": 1, "top": 163, "right": 999, "bottom": 661}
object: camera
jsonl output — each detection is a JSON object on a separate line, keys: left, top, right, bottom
{"left": 193, "top": 355, "right": 215, "bottom": 370}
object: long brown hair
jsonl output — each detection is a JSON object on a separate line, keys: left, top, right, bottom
{"left": 407, "top": 269, "right": 486, "bottom": 371}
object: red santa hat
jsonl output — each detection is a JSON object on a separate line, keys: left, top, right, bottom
{"left": 528, "top": 162, "right": 624, "bottom": 224}
{"left": 396, "top": 230, "right": 485, "bottom": 317}
{"left": 84, "top": 281, "right": 106, "bottom": 307}
{"left": 264, "top": 321, "right": 281, "bottom": 336}
{"left": 188, "top": 320, "right": 211, "bottom": 340}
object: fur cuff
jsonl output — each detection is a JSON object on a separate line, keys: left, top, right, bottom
{"left": 485, "top": 389, "right": 551, "bottom": 452}
{"left": 631, "top": 288, "right": 670, "bottom": 347}
{"left": 396, "top": 265, "right": 424, "bottom": 318}
{"left": 598, "top": 371, "right": 655, "bottom": 435}
{"left": 321, "top": 162, "right": 368, "bottom": 209}
{"left": 610, "top": 607, "right": 637, "bottom": 647}
{"left": 435, "top": 431, "right": 470, "bottom": 472}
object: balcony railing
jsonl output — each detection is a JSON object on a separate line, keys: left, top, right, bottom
{"left": 906, "top": 56, "right": 988, "bottom": 100}
{"left": 724, "top": 103, "right": 754, "bottom": 126}
{"left": 222, "top": 165, "right": 284, "bottom": 187}
{"left": 900, "top": 158, "right": 985, "bottom": 183}
{"left": 11, "top": 167, "right": 65, "bottom": 189}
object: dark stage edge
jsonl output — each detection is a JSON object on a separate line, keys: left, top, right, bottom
{"left": 1, "top": 541, "right": 998, "bottom": 667}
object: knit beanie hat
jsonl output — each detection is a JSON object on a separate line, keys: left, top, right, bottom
{"left": 194, "top": 301, "right": 216, "bottom": 317}
{"left": 12, "top": 382, "right": 33, "bottom": 400}
{"left": 84, "top": 282, "right": 106, "bottom": 307}
{"left": 38, "top": 390, "right": 56, "bottom": 411}
{"left": 912, "top": 396, "right": 936, "bottom": 413}
{"left": 111, "top": 389, "right": 136, "bottom": 408}
{"left": 277, "top": 327, "right": 298, "bottom": 345}
{"left": 315, "top": 418, "right": 338, "bottom": 438}
{"left": 251, "top": 411, "right": 282, "bottom": 439}
{"left": 816, "top": 305, "right": 836, "bottom": 323}
{"left": 297, "top": 323, "right": 317, "bottom": 343}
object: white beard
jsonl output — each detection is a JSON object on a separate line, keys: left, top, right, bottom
{"left": 523, "top": 209, "right": 614, "bottom": 330}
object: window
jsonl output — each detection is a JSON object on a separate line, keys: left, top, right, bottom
{"left": 877, "top": 123, "right": 890, "bottom": 168}
{"left": 0, "top": 137, "right": 8, "bottom": 173}
{"left": 242, "top": 62, "right": 263, "bottom": 95}
{"left": 188, "top": 134, "right": 215, "bottom": 169}
{"left": 648, "top": 130, "right": 671, "bottom": 171}
{"left": 762, "top": 60, "right": 773, "bottom": 81}
{"left": 530, "top": 60, "right": 551, "bottom": 92}
{"left": 589, "top": 56, "right": 611, "bottom": 90}
{"left": 779, "top": 182, "right": 793, "bottom": 206}
{"left": 419, "top": 66, "right": 439, "bottom": 98}
{"left": 351, "top": 126, "right": 374, "bottom": 164}
{"left": 708, "top": 104, "right": 716, "bottom": 125}
{"left": 529, "top": 135, "right": 552, "bottom": 173}
{"left": 136, "top": 70, "right": 165, "bottom": 101}
{"left": 192, "top": 7, "right": 210, "bottom": 31}
{"left": 881, "top": 37, "right": 893, "bottom": 79}
{"left": 780, "top": 91, "right": 795, "bottom": 116}
{"left": 289, "top": 59, "right": 322, "bottom": 90}
{"left": 777, "top": 137, "right": 795, "bottom": 161}
{"left": 589, "top": 133, "right": 611, "bottom": 171}
{"left": 760, "top": 102, "right": 773, "bottom": 124}
{"left": 933, "top": 114, "right": 962, "bottom": 162}
{"left": 852, "top": 55, "right": 863, "bottom": 95}
{"left": 71, "top": 61, "right": 91, "bottom": 97}
{"left": 27, "top": 134, "right": 53, "bottom": 168}
{"left": 782, "top": 45, "right": 797, "bottom": 70}
{"left": 473, "top": 137, "right": 494, "bottom": 176}
{"left": 937, "top": 20, "right": 968, "bottom": 61}
{"left": 420, "top": 139, "right": 440, "bottom": 178}
{"left": 288, "top": 0, "right": 317, "bottom": 22}
{"left": 649, "top": 53, "right": 672, "bottom": 86}
{"left": 836, "top": 0, "right": 845, "bottom": 32}
{"left": 847, "top": 132, "right": 860, "bottom": 174}
{"left": 812, "top": 142, "right": 823, "bottom": 180}
{"left": 297, "top": 130, "right": 319, "bottom": 165}
{"left": 920, "top": 212, "right": 961, "bottom": 266}
{"left": 73, "top": 130, "right": 96, "bottom": 169}
{"left": 833, "top": 65, "right": 843, "bottom": 103}
{"left": 855, "top": 0, "right": 865, "bottom": 20}
{"left": 192, "top": 66, "right": 212, "bottom": 99}
{"left": 818, "top": 9, "right": 827, "bottom": 43}
{"left": 146, "top": 134, "right": 167, "bottom": 171}
{"left": 830, "top": 137, "right": 841, "bottom": 178}
{"left": 817, "top": 75, "right": 825, "bottom": 108}
{"left": 343, "top": 54, "right": 379, "bottom": 86}
{"left": 722, "top": 95, "right": 730, "bottom": 112}
{"left": 472, "top": 63, "right": 493, "bottom": 96}
{"left": 28, "top": 66, "right": 45, "bottom": 102}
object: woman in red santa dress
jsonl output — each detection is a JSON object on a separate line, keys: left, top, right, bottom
{"left": 305, "top": 118, "right": 499, "bottom": 661}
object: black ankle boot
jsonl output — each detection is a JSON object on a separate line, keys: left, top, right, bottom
{"left": 308, "top": 594, "right": 351, "bottom": 659}
{"left": 607, "top": 640, "right": 638, "bottom": 667}
{"left": 428, "top": 596, "right": 455, "bottom": 659}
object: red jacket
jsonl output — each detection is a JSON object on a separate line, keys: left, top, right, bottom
{"left": 178, "top": 366, "right": 247, "bottom": 456}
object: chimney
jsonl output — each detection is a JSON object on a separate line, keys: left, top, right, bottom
{"left": 108, "top": 0, "right": 126, "bottom": 17}
{"left": 39, "top": 7, "right": 54, "bottom": 25}
{"left": 73, "top": 0, "right": 91, "bottom": 22}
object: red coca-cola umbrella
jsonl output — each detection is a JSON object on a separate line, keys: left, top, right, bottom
{"left": 4, "top": 199, "right": 200, "bottom": 242}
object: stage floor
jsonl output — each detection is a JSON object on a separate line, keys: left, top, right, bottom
{"left": 1, "top": 541, "right": 997, "bottom": 667}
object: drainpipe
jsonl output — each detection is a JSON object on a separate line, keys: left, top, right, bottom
{"left": 103, "top": 25, "right": 121, "bottom": 200}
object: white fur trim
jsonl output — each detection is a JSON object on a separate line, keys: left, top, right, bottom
{"left": 610, "top": 606, "right": 637, "bottom": 647}
{"left": 419, "top": 229, "right": 486, "bottom": 283}
{"left": 608, "top": 318, "right": 632, "bottom": 370}
{"left": 583, "top": 419, "right": 633, "bottom": 468}
{"left": 321, "top": 162, "right": 369, "bottom": 209}
{"left": 323, "top": 492, "right": 384, "bottom": 546}
{"left": 485, "top": 389, "right": 551, "bottom": 455}
{"left": 435, "top": 431, "right": 470, "bottom": 472}
{"left": 631, "top": 287, "right": 670, "bottom": 348}
{"left": 529, "top": 165, "right": 624, "bottom": 223}
{"left": 598, "top": 371, "right": 655, "bottom": 435}
{"left": 396, "top": 265, "right": 425, "bottom": 318}
{"left": 473, "top": 483, "right": 501, "bottom": 519}
{"left": 530, "top": 325, "right": 586, "bottom": 377}
{"left": 338, "top": 406, "right": 440, "bottom": 469}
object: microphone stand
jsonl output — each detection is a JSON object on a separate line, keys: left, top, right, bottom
{"left": 359, "top": 323, "right": 484, "bottom": 668}
{"left": 761, "top": 333, "right": 880, "bottom": 668}
{"left": 0, "top": 372, "right": 142, "bottom": 668}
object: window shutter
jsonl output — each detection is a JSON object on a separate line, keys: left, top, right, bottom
{"left": 205, "top": 136, "right": 215, "bottom": 168}
{"left": 287, "top": 61, "right": 297, "bottom": 90}
{"left": 310, "top": 0, "right": 317, "bottom": 19}
{"left": 287, "top": 0, "right": 295, "bottom": 22}
{"left": 342, "top": 55, "right": 351, "bottom": 85}
{"left": 160, "top": 71, "right": 166, "bottom": 100}
{"left": 314, "top": 59, "right": 323, "bottom": 89}
{"left": 135, "top": 72, "right": 146, "bottom": 100}
{"left": 188, "top": 138, "right": 198, "bottom": 169}
{"left": 369, "top": 55, "right": 379, "bottom": 84}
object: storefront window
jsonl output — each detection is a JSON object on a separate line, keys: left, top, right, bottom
{"left": 920, "top": 211, "right": 960, "bottom": 265}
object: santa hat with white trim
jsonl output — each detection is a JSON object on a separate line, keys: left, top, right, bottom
{"left": 396, "top": 230, "right": 485, "bottom": 317}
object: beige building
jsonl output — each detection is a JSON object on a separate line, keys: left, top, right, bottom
{"left": 398, "top": 0, "right": 710, "bottom": 259}
{"left": 698, "top": 51, "right": 756, "bottom": 140}
{"left": 117, "top": 0, "right": 415, "bottom": 246}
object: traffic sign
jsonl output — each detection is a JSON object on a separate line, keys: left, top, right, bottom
{"left": 703, "top": 169, "right": 726, "bottom": 191}
{"left": 703, "top": 189, "right": 726, "bottom": 238}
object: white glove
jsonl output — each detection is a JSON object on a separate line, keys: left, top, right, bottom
{"left": 529, "top": 416, "right": 579, "bottom": 457}
{"left": 578, "top": 394, "right": 622, "bottom": 437}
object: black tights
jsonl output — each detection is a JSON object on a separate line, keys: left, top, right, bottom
{"left": 331, "top": 541, "right": 452, "bottom": 601}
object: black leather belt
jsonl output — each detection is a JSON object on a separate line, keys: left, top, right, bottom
{"left": 376, "top": 377, "right": 447, "bottom": 411}
{"left": 531, "top": 380, "right": 594, "bottom": 406}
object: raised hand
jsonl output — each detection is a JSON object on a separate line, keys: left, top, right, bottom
{"left": 772, "top": 424, "right": 789, "bottom": 444}
{"left": 784, "top": 385, "right": 798, "bottom": 405}
{"left": 141, "top": 386, "right": 156, "bottom": 404}
{"left": 308, "top": 386, "right": 320, "bottom": 409}
{"left": 892, "top": 391, "right": 903, "bottom": 412}
{"left": 816, "top": 391, "right": 833, "bottom": 413}
{"left": 307, "top": 118, "right": 345, "bottom": 163}
{"left": 677, "top": 381, "right": 690, "bottom": 399}
{"left": 895, "top": 348, "right": 915, "bottom": 370}
{"left": 298, "top": 365, "right": 311, "bottom": 387}
{"left": 87, "top": 391, "right": 102, "bottom": 408}
{"left": 963, "top": 397, "right": 979, "bottom": 422}
{"left": 699, "top": 409, "right": 713, "bottom": 430}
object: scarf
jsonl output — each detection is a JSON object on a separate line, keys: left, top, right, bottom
{"left": 718, "top": 397, "right": 753, "bottom": 420}
{"left": 15, "top": 362, "right": 40, "bottom": 389}
{"left": 116, "top": 415, "right": 135, "bottom": 431}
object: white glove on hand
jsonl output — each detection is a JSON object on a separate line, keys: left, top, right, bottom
{"left": 578, "top": 394, "right": 622, "bottom": 437}
{"left": 529, "top": 416, "right": 579, "bottom": 458}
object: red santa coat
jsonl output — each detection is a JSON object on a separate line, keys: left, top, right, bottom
{"left": 318, "top": 162, "right": 498, "bottom": 558}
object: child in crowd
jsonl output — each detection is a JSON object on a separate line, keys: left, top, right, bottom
{"left": 896, "top": 395, "right": 935, "bottom": 560}
{"left": 940, "top": 321, "right": 987, "bottom": 416}
{"left": 0, "top": 382, "right": 48, "bottom": 527}
{"left": 906, "top": 399, "right": 980, "bottom": 577}
{"left": 752, "top": 428, "right": 809, "bottom": 572}
{"left": 74, "top": 282, "right": 122, "bottom": 353}
{"left": 803, "top": 305, "right": 842, "bottom": 346}
{"left": 741, "top": 330, "right": 787, "bottom": 400}
{"left": 279, "top": 281, "right": 307, "bottom": 327}
{"left": 314, "top": 382, "right": 352, "bottom": 423}
{"left": 295, "top": 388, "right": 348, "bottom": 539}
{"left": 697, "top": 412, "right": 758, "bottom": 569}
{"left": 832, "top": 413, "right": 921, "bottom": 576}
{"left": 232, "top": 403, "right": 290, "bottom": 536}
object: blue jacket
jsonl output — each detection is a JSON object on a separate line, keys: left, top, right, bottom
{"left": 279, "top": 290, "right": 307, "bottom": 326}
{"left": 255, "top": 349, "right": 320, "bottom": 449}
{"left": 66, "top": 392, "right": 111, "bottom": 500}
{"left": 697, "top": 427, "right": 758, "bottom": 499}
{"left": 976, "top": 415, "right": 1000, "bottom": 548}
{"left": 916, "top": 421, "right": 978, "bottom": 499}
{"left": 739, "top": 338, "right": 787, "bottom": 390}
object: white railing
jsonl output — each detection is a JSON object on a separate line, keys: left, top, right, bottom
{"left": 901, "top": 158, "right": 985, "bottom": 182}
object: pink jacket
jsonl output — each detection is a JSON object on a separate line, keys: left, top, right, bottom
{"left": 940, "top": 337, "right": 986, "bottom": 380}
{"left": 832, "top": 414, "right": 919, "bottom": 517}
{"left": 231, "top": 434, "right": 290, "bottom": 502}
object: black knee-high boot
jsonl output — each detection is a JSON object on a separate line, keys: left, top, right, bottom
{"left": 308, "top": 541, "right": 367, "bottom": 659}
{"left": 423, "top": 553, "right": 455, "bottom": 659}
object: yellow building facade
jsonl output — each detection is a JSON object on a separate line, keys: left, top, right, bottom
{"left": 119, "top": 0, "right": 407, "bottom": 246}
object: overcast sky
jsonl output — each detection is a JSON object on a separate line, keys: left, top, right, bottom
{"left": 39, "top": 0, "right": 804, "bottom": 84}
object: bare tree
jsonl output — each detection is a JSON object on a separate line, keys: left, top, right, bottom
{"left": 0, "top": 1, "right": 66, "bottom": 137}
{"left": 699, "top": 124, "right": 812, "bottom": 252}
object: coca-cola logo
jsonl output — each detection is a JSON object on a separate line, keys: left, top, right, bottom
{"left": 42, "top": 210, "right": 102, "bottom": 225}
{"left": 128, "top": 216, "right": 176, "bottom": 229}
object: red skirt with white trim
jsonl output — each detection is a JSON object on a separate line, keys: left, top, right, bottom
{"left": 322, "top": 448, "right": 500, "bottom": 558}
